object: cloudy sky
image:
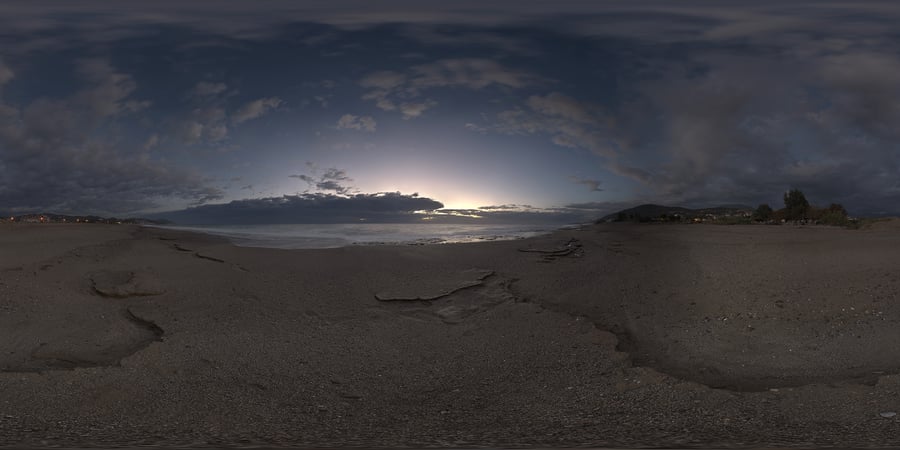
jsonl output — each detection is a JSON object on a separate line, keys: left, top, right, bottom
{"left": 2, "top": 1, "right": 899, "bottom": 223}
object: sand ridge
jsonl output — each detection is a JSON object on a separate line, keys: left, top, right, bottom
{"left": 1, "top": 222, "right": 900, "bottom": 447}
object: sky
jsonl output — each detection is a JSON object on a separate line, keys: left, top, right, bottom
{"left": 1, "top": 1, "right": 900, "bottom": 223}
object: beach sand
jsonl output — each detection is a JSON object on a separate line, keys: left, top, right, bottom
{"left": 1, "top": 222, "right": 899, "bottom": 447}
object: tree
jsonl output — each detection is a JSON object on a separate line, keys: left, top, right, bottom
{"left": 783, "top": 189, "right": 810, "bottom": 221}
{"left": 753, "top": 204, "right": 773, "bottom": 222}
{"left": 827, "top": 203, "right": 848, "bottom": 216}
{"left": 819, "top": 203, "right": 849, "bottom": 226}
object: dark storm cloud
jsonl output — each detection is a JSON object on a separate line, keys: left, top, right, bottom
{"left": 289, "top": 174, "right": 314, "bottom": 183}
{"left": 155, "top": 192, "right": 444, "bottom": 225}
{"left": 315, "top": 181, "right": 351, "bottom": 195}
{"left": 290, "top": 167, "right": 355, "bottom": 195}
{"left": 446, "top": 4, "right": 900, "bottom": 215}
{"left": 570, "top": 176, "right": 603, "bottom": 192}
{"left": 489, "top": 92, "right": 618, "bottom": 158}
{"left": 3, "top": 2, "right": 900, "bottom": 217}
{"left": 6, "top": 2, "right": 900, "bottom": 47}
{"left": 359, "top": 58, "right": 540, "bottom": 118}
{"left": 0, "top": 1, "right": 671, "bottom": 45}
{"left": 176, "top": 82, "right": 283, "bottom": 144}
{"left": 0, "top": 58, "right": 222, "bottom": 215}
{"left": 624, "top": 50, "right": 900, "bottom": 214}
{"left": 322, "top": 168, "right": 350, "bottom": 181}
{"left": 289, "top": 174, "right": 316, "bottom": 183}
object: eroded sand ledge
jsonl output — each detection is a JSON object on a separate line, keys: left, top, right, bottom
{"left": 1, "top": 222, "right": 900, "bottom": 447}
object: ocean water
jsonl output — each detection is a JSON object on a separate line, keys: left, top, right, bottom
{"left": 155, "top": 223, "right": 575, "bottom": 249}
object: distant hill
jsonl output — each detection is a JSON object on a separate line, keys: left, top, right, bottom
{"left": 600, "top": 204, "right": 754, "bottom": 223}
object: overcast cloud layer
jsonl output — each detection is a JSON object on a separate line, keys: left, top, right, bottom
{"left": 2, "top": 1, "right": 900, "bottom": 220}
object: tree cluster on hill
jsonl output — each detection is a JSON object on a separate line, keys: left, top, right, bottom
{"left": 603, "top": 204, "right": 753, "bottom": 224}
{"left": 605, "top": 189, "right": 853, "bottom": 227}
{"left": 752, "top": 189, "right": 849, "bottom": 226}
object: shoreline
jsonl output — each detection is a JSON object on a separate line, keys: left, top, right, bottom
{"left": 144, "top": 222, "right": 585, "bottom": 249}
{"left": 2, "top": 222, "right": 900, "bottom": 447}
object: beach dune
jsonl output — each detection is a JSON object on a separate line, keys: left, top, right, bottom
{"left": 1, "top": 222, "right": 899, "bottom": 447}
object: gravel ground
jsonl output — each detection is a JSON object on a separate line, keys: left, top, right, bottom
{"left": 1, "top": 222, "right": 899, "bottom": 448}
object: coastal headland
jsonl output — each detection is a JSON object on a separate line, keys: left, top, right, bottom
{"left": 2, "top": 222, "right": 900, "bottom": 447}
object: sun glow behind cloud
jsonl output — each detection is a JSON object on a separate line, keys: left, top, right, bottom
{"left": 347, "top": 160, "right": 501, "bottom": 211}
{"left": 416, "top": 209, "right": 484, "bottom": 220}
{"left": 433, "top": 195, "right": 493, "bottom": 211}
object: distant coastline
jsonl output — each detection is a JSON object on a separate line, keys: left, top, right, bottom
{"left": 0, "top": 213, "right": 166, "bottom": 225}
{"left": 598, "top": 189, "right": 884, "bottom": 227}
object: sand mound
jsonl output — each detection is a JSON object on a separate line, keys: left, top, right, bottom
{"left": 1, "top": 305, "right": 163, "bottom": 372}
{"left": 862, "top": 217, "right": 900, "bottom": 231}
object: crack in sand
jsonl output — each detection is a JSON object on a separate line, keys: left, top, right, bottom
{"left": 195, "top": 252, "right": 225, "bottom": 263}
{"left": 124, "top": 306, "right": 165, "bottom": 338}
{"left": 377, "top": 273, "right": 520, "bottom": 324}
{"left": 194, "top": 252, "right": 249, "bottom": 272}
{"left": 165, "top": 242, "right": 250, "bottom": 272}
{"left": 375, "top": 270, "right": 495, "bottom": 302}
{"left": 518, "top": 238, "right": 584, "bottom": 261}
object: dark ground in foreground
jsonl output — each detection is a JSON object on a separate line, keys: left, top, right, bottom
{"left": 1, "top": 222, "right": 900, "bottom": 448}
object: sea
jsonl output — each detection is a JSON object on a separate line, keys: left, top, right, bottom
{"left": 154, "top": 223, "right": 579, "bottom": 249}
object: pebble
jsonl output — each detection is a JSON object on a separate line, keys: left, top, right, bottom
{"left": 879, "top": 411, "right": 897, "bottom": 418}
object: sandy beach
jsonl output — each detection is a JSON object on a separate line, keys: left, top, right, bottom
{"left": 2, "top": 222, "right": 900, "bottom": 448}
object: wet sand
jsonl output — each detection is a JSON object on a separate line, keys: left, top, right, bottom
{"left": 1, "top": 222, "right": 900, "bottom": 448}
